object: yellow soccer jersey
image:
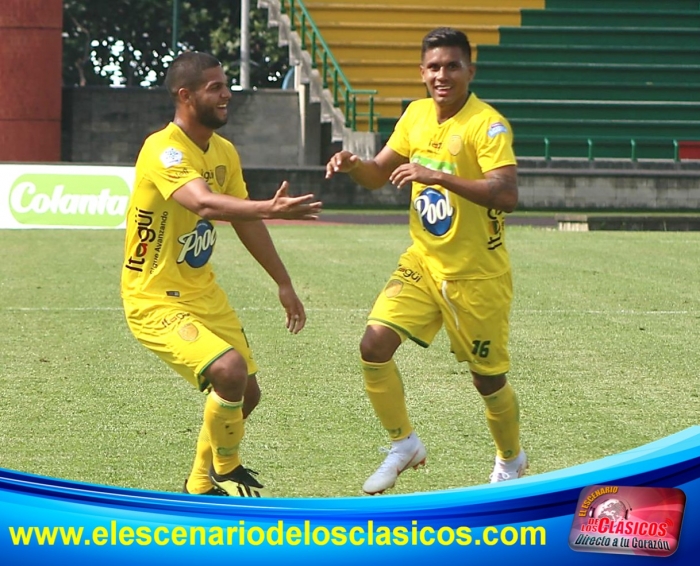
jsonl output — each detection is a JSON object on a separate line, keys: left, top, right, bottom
{"left": 121, "top": 122, "right": 248, "bottom": 302}
{"left": 387, "top": 94, "right": 517, "bottom": 280}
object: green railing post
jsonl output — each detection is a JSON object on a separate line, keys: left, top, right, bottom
{"left": 544, "top": 137, "right": 550, "bottom": 160}
{"left": 289, "top": 0, "right": 296, "bottom": 30}
{"left": 630, "top": 139, "right": 637, "bottom": 162}
{"left": 311, "top": 32, "right": 317, "bottom": 68}
{"left": 333, "top": 69, "right": 339, "bottom": 106}
{"left": 368, "top": 96, "right": 374, "bottom": 132}
{"left": 344, "top": 90, "right": 350, "bottom": 127}
{"left": 587, "top": 139, "right": 594, "bottom": 161}
{"left": 351, "top": 94, "right": 357, "bottom": 130}
{"left": 673, "top": 140, "right": 679, "bottom": 162}
{"left": 321, "top": 52, "right": 328, "bottom": 88}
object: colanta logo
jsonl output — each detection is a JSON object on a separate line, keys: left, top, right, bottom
{"left": 9, "top": 174, "right": 130, "bottom": 227}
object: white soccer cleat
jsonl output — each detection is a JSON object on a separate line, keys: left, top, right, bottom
{"left": 362, "top": 434, "right": 427, "bottom": 495}
{"left": 489, "top": 449, "right": 528, "bottom": 483}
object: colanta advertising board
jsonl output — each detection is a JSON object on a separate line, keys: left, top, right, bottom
{"left": 0, "top": 164, "right": 134, "bottom": 229}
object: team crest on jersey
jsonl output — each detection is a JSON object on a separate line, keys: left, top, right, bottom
{"left": 447, "top": 135, "right": 463, "bottom": 156}
{"left": 413, "top": 187, "right": 454, "bottom": 236}
{"left": 177, "top": 219, "right": 217, "bottom": 267}
{"left": 215, "top": 165, "right": 226, "bottom": 186}
{"left": 384, "top": 279, "right": 404, "bottom": 298}
{"left": 487, "top": 122, "right": 508, "bottom": 138}
{"left": 160, "top": 147, "right": 183, "bottom": 168}
{"left": 178, "top": 323, "right": 199, "bottom": 342}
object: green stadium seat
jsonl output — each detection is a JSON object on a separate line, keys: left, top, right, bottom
{"left": 298, "top": 0, "right": 700, "bottom": 157}
{"left": 514, "top": 135, "right": 683, "bottom": 161}
{"left": 471, "top": 1, "right": 700, "bottom": 159}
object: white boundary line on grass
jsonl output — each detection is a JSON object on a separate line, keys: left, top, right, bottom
{"left": 1, "top": 307, "right": 696, "bottom": 315}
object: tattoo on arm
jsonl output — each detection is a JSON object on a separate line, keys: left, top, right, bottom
{"left": 486, "top": 172, "right": 517, "bottom": 204}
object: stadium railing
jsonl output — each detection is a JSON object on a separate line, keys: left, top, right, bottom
{"left": 516, "top": 136, "right": 682, "bottom": 162}
{"left": 279, "top": 0, "right": 377, "bottom": 132}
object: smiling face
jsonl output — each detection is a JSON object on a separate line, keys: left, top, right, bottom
{"left": 190, "top": 66, "right": 232, "bottom": 130}
{"left": 420, "top": 45, "right": 475, "bottom": 121}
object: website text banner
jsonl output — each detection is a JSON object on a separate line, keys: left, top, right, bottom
{"left": 1, "top": 427, "right": 699, "bottom": 565}
{"left": 0, "top": 164, "right": 134, "bottom": 229}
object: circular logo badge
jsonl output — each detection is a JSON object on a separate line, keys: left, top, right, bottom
{"left": 178, "top": 323, "right": 199, "bottom": 342}
{"left": 384, "top": 279, "right": 404, "bottom": 298}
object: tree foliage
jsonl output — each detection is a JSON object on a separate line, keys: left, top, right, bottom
{"left": 62, "top": 1, "right": 289, "bottom": 88}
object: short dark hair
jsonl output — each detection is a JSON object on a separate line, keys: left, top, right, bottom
{"left": 164, "top": 51, "right": 222, "bottom": 102}
{"left": 421, "top": 27, "right": 472, "bottom": 63}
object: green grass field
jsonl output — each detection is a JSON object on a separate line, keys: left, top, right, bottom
{"left": 1, "top": 223, "right": 698, "bottom": 498}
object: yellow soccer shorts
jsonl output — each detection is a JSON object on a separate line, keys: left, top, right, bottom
{"left": 123, "top": 286, "right": 258, "bottom": 391}
{"left": 368, "top": 250, "right": 513, "bottom": 375}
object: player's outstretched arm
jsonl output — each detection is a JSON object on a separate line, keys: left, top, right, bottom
{"left": 325, "top": 146, "right": 407, "bottom": 190}
{"left": 172, "top": 179, "right": 322, "bottom": 222}
{"left": 231, "top": 219, "right": 307, "bottom": 334}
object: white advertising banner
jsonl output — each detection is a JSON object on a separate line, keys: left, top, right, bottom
{"left": 0, "top": 164, "right": 135, "bottom": 229}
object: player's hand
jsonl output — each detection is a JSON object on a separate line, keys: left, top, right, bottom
{"left": 270, "top": 181, "right": 322, "bottom": 220}
{"left": 278, "top": 283, "right": 306, "bottom": 334}
{"left": 389, "top": 163, "right": 438, "bottom": 189}
{"left": 325, "top": 151, "right": 360, "bottom": 178}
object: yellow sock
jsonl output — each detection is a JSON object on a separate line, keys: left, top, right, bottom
{"left": 186, "top": 425, "right": 214, "bottom": 494}
{"left": 205, "top": 391, "right": 244, "bottom": 475}
{"left": 481, "top": 382, "right": 521, "bottom": 460}
{"left": 361, "top": 358, "right": 412, "bottom": 440}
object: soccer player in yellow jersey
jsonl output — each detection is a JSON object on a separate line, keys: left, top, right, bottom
{"left": 326, "top": 28, "right": 526, "bottom": 494}
{"left": 121, "top": 52, "right": 321, "bottom": 497}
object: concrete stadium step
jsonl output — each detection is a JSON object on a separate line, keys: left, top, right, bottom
{"left": 366, "top": 99, "right": 410, "bottom": 121}
{"left": 339, "top": 60, "right": 424, "bottom": 81}
{"left": 316, "top": 22, "right": 500, "bottom": 45}
{"left": 545, "top": 0, "right": 699, "bottom": 10}
{"left": 327, "top": 41, "right": 425, "bottom": 63}
{"left": 476, "top": 44, "right": 700, "bottom": 65}
{"left": 347, "top": 79, "right": 433, "bottom": 99}
{"left": 470, "top": 80, "right": 700, "bottom": 102}
{"left": 522, "top": 9, "right": 700, "bottom": 28}
{"left": 371, "top": 120, "right": 695, "bottom": 160}
{"left": 373, "top": 99, "right": 700, "bottom": 129}
{"left": 488, "top": 100, "right": 700, "bottom": 122}
{"left": 349, "top": 96, "right": 425, "bottom": 125}
{"left": 328, "top": 41, "right": 490, "bottom": 63}
{"left": 509, "top": 117, "right": 700, "bottom": 138}
{"left": 353, "top": 99, "right": 700, "bottom": 126}
{"left": 305, "top": 4, "right": 522, "bottom": 26}
{"left": 500, "top": 26, "right": 700, "bottom": 47}
{"left": 474, "top": 61, "right": 700, "bottom": 85}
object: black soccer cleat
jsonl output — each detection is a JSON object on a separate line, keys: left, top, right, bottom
{"left": 209, "top": 465, "right": 267, "bottom": 497}
{"left": 182, "top": 478, "right": 229, "bottom": 496}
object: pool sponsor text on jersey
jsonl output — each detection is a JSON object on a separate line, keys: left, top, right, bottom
{"left": 177, "top": 220, "right": 217, "bottom": 268}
